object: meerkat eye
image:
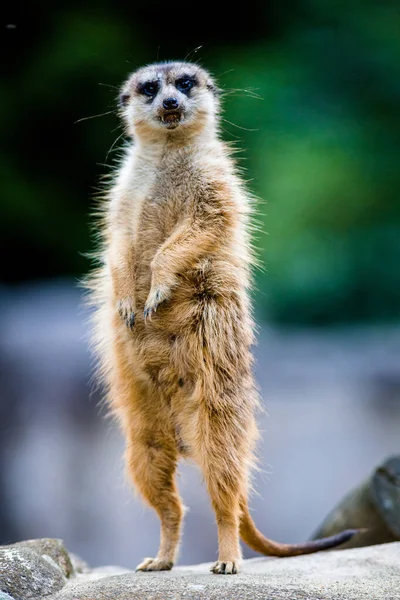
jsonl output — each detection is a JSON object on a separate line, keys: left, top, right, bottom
{"left": 140, "top": 81, "right": 159, "bottom": 97}
{"left": 176, "top": 78, "right": 195, "bottom": 94}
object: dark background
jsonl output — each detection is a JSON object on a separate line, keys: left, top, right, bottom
{"left": 1, "top": 0, "right": 399, "bottom": 569}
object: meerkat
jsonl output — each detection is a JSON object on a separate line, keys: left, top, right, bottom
{"left": 87, "top": 60, "right": 357, "bottom": 575}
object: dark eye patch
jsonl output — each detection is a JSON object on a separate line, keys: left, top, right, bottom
{"left": 138, "top": 80, "right": 160, "bottom": 98}
{"left": 207, "top": 83, "right": 220, "bottom": 96}
{"left": 119, "top": 93, "right": 130, "bottom": 107}
{"left": 176, "top": 76, "right": 197, "bottom": 94}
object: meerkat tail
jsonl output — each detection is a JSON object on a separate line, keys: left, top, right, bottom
{"left": 239, "top": 500, "right": 358, "bottom": 557}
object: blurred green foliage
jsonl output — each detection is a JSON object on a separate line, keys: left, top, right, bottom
{"left": 2, "top": 1, "right": 400, "bottom": 325}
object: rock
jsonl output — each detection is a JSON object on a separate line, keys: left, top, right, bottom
{"left": 17, "top": 539, "right": 74, "bottom": 578}
{"left": 89, "top": 565, "right": 133, "bottom": 578}
{"left": 68, "top": 552, "right": 91, "bottom": 575}
{"left": 0, "top": 539, "right": 72, "bottom": 600}
{"left": 1, "top": 539, "right": 399, "bottom": 600}
{"left": 312, "top": 455, "right": 400, "bottom": 549}
{"left": 47, "top": 542, "right": 399, "bottom": 600}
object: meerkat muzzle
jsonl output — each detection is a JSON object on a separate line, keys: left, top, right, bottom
{"left": 163, "top": 113, "right": 179, "bottom": 122}
{"left": 160, "top": 111, "right": 183, "bottom": 128}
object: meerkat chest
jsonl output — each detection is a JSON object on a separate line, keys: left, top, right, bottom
{"left": 134, "top": 158, "right": 201, "bottom": 241}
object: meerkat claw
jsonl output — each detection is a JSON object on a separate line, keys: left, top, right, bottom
{"left": 136, "top": 557, "right": 173, "bottom": 572}
{"left": 117, "top": 298, "right": 136, "bottom": 330}
{"left": 126, "top": 312, "right": 135, "bottom": 329}
{"left": 144, "top": 287, "right": 169, "bottom": 321}
{"left": 211, "top": 561, "right": 238, "bottom": 575}
{"left": 143, "top": 306, "right": 154, "bottom": 321}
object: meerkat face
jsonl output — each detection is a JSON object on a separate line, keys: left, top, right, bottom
{"left": 119, "top": 61, "right": 219, "bottom": 139}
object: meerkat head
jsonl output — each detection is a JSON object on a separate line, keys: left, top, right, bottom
{"left": 119, "top": 61, "right": 220, "bottom": 142}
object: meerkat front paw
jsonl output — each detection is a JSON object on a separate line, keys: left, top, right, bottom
{"left": 143, "top": 284, "right": 171, "bottom": 320}
{"left": 211, "top": 560, "right": 239, "bottom": 575}
{"left": 116, "top": 297, "right": 136, "bottom": 330}
{"left": 135, "top": 557, "right": 173, "bottom": 572}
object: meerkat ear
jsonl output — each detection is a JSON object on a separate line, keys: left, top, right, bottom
{"left": 119, "top": 92, "right": 131, "bottom": 107}
{"left": 207, "top": 82, "right": 221, "bottom": 97}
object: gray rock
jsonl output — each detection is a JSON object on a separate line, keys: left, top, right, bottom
{"left": 312, "top": 455, "right": 400, "bottom": 549}
{"left": 68, "top": 552, "right": 91, "bottom": 575}
{"left": 0, "top": 539, "right": 71, "bottom": 600}
{"left": 16, "top": 539, "right": 74, "bottom": 578}
{"left": 2, "top": 538, "right": 399, "bottom": 600}
{"left": 48, "top": 542, "right": 400, "bottom": 600}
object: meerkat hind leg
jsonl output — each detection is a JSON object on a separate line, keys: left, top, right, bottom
{"left": 196, "top": 421, "right": 244, "bottom": 574}
{"left": 125, "top": 426, "right": 183, "bottom": 572}
{"left": 209, "top": 488, "right": 242, "bottom": 575}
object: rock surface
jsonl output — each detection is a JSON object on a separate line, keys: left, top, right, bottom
{"left": 1, "top": 539, "right": 399, "bottom": 600}
{"left": 0, "top": 539, "right": 71, "bottom": 600}
{"left": 312, "top": 455, "right": 400, "bottom": 549}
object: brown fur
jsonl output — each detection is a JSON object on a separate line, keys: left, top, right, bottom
{"left": 86, "top": 61, "right": 357, "bottom": 574}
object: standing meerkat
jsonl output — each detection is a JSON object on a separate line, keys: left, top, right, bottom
{"left": 87, "top": 60, "right": 357, "bottom": 574}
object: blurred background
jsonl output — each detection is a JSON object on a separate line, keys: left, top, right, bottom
{"left": 1, "top": 0, "right": 399, "bottom": 568}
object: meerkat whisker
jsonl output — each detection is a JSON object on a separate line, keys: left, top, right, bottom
{"left": 98, "top": 82, "right": 120, "bottom": 91}
{"left": 105, "top": 131, "right": 126, "bottom": 164}
{"left": 74, "top": 110, "right": 116, "bottom": 124}
{"left": 221, "top": 118, "right": 259, "bottom": 132}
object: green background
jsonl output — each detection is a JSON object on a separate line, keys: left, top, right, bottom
{"left": 3, "top": 1, "right": 399, "bottom": 325}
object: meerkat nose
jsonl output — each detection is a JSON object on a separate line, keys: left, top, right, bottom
{"left": 163, "top": 97, "right": 179, "bottom": 110}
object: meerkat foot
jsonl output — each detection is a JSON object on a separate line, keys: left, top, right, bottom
{"left": 116, "top": 298, "right": 136, "bottom": 330}
{"left": 144, "top": 285, "right": 170, "bottom": 320}
{"left": 135, "top": 557, "right": 173, "bottom": 572}
{"left": 211, "top": 560, "right": 238, "bottom": 575}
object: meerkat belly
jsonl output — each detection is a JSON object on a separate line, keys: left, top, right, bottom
{"left": 133, "top": 254, "right": 250, "bottom": 399}
{"left": 128, "top": 192, "right": 188, "bottom": 387}
{"left": 127, "top": 174, "right": 250, "bottom": 407}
